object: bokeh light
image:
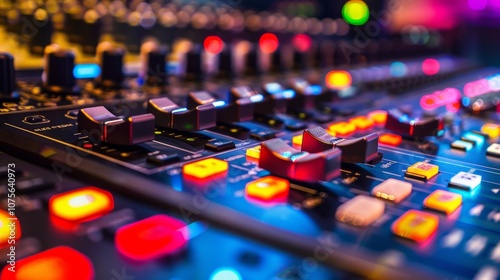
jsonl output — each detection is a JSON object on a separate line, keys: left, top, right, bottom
{"left": 259, "top": 33, "right": 279, "bottom": 54}
{"left": 422, "top": 58, "right": 440, "bottom": 76}
{"left": 325, "top": 70, "right": 352, "bottom": 90}
{"left": 204, "top": 36, "right": 224, "bottom": 54}
{"left": 342, "top": 0, "right": 370, "bottom": 26}
{"left": 292, "top": 34, "right": 312, "bottom": 53}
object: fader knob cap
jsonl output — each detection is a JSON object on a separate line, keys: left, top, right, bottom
{"left": 96, "top": 42, "right": 125, "bottom": 88}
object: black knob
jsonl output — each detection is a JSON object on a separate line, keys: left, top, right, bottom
{"left": 244, "top": 47, "right": 259, "bottom": 76}
{"left": 140, "top": 41, "right": 168, "bottom": 87}
{"left": 217, "top": 49, "right": 233, "bottom": 79}
{"left": 96, "top": 42, "right": 125, "bottom": 88}
{"left": 80, "top": 9, "right": 102, "bottom": 55}
{"left": 42, "top": 45, "right": 76, "bottom": 93}
{"left": 0, "top": 53, "right": 18, "bottom": 99}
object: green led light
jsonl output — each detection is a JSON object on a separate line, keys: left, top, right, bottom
{"left": 342, "top": 0, "right": 369, "bottom": 26}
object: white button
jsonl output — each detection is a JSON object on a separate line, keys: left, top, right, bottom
{"left": 441, "top": 229, "right": 463, "bottom": 248}
{"left": 474, "top": 266, "right": 498, "bottom": 280}
{"left": 451, "top": 140, "right": 473, "bottom": 151}
{"left": 466, "top": 235, "right": 487, "bottom": 256}
{"left": 449, "top": 171, "right": 482, "bottom": 190}
{"left": 487, "top": 143, "right": 500, "bottom": 157}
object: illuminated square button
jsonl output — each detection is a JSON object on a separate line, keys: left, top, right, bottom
{"left": 183, "top": 158, "right": 228, "bottom": 178}
{"left": 406, "top": 162, "right": 439, "bottom": 180}
{"left": 115, "top": 215, "right": 188, "bottom": 261}
{"left": 379, "top": 133, "right": 402, "bottom": 146}
{"left": 487, "top": 143, "right": 500, "bottom": 157}
{"left": 348, "top": 116, "right": 374, "bottom": 130}
{"left": 292, "top": 134, "right": 303, "bottom": 146}
{"left": 481, "top": 123, "right": 499, "bottom": 138}
{"left": 0, "top": 210, "right": 21, "bottom": 247}
{"left": 0, "top": 246, "right": 94, "bottom": 280}
{"left": 246, "top": 146, "right": 261, "bottom": 159}
{"left": 367, "top": 110, "right": 388, "bottom": 125}
{"left": 391, "top": 210, "right": 439, "bottom": 243}
{"left": 245, "top": 176, "right": 290, "bottom": 201}
{"left": 328, "top": 122, "right": 356, "bottom": 136}
{"left": 335, "top": 195, "right": 385, "bottom": 227}
{"left": 49, "top": 187, "right": 114, "bottom": 222}
{"left": 371, "top": 178, "right": 412, "bottom": 203}
{"left": 451, "top": 140, "right": 473, "bottom": 151}
{"left": 423, "top": 190, "right": 462, "bottom": 215}
{"left": 449, "top": 171, "right": 482, "bottom": 191}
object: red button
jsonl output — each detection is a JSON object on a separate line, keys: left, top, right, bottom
{"left": 379, "top": 133, "right": 402, "bottom": 146}
{"left": 1, "top": 246, "right": 94, "bottom": 280}
{"left": 115, "top": 215, "right": 188, "bottom": 261}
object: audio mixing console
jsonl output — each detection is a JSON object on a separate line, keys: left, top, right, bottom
{"left": 0, "top": 0, "right": 500, "bottom": 279}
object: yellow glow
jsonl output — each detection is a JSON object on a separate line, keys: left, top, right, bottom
{"left": 245, "top": 176, "right": 290, "bottom": 201}
{"left": 325, "top": 70, "right": 352, "bottom": 90}
{"left": 328, "top": 122, "right": 356, "bottom": 136}
{"left": 481, "top": 123, "right": 499, "bottom": 138}
{"left": 49, "top": 187, "right": 114, "bottom": 222}
{"left": 423, "top": 190, "right": 462, "bottom": 215}
{"left": 183, "top": 158, "right": 228, "bottom": 179}
{"left": 292, "top": 135, "right": 303, "bottom": 146}
{"left": 0, "top": 210, "right": 21, "bottom": 246}
{"left": 246, "top": 146, "right": 261, "bottom": 159}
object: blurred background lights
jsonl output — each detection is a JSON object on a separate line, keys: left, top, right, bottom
{"left": 292, "top": 34, "right": 312, "bottom": 53}
{"left": 390, "top": 62, "right": 408, "bottom": 77}
{"left": 325, "top": 70, "right": 353, "bottom": 90}
{"left": 422, "top": 58, "right": 440, "bottom": 75}
{"left": 204, "top": 36, "right": 224, "bottom": 54}
{"left": 259, "top": 33, "right": 279, "bottom": 54}
{"left": 210, "top": 268, "right": 242, "bottom": 280}
{"left": 342, "top": 0, "right": 370, "bottom": 26}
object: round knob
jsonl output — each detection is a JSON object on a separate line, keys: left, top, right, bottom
{"left": 42, "top": 45, "right": 77, "bottom": 93}
{"left": 0, "top": 53, "right": 18, "bottom": 98}
{"left": 96, "top": 42, "right": 125, "bottom": 88}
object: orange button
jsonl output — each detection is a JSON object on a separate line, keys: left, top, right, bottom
{"left": 1, "top": 246, "right": 94, "bottom": 280}
{"left": 245, "top": 176, "right": 290, "bottom": 201}
{"left": 183, "top": 158, "right": 228, "bottom": 179}
{"left": 292, "top": 135, "right": 303, "bottom": 146}
{"left": 367, "top": 110, "right": 388, "bottom": 125}
{"left": 49, "top": 187, "right": 114, "bottom": 222}
{"left": 328, "top": 122, "right": 356, "bottom": 136}
{"left": 349, "top": 116, "right": 374, "bottom": 130}
{"left": 391, "top": 209, "right": 439, "bottom": 243}
{"left": 0, "top": 210, "right": 21, "bottom": 247}
{"left": 423, "top": 190, "right": 462, "bottom": 215}
{"left": 379, "top": 133, "right": 402, "bottom": 146}
{"left": 481, "top": 123, "right": 499, "bottom": 138}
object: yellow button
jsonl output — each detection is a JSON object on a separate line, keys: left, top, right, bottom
{"left": 423, "top": 190, "right": 462, "bottom": 215}
{"left": 406, "top": 161, "right": 439, "bottom": 180}
{"left": 481, "top": 123, "right": 499, "bottom": 138}
{"left": 183, "top": 158, "right": 228, "bottom": 179}
{"left": 246, "top": 146, "right": 261, "bottom": 159}
{"left": 328, "top": 122, "right": 356, "bottom": 136}
{"left": 391, "top": 209, "right": 439, "bottom": 243}
{"left": 49, "top": 187, "right": 114, "bottom": 222}
{"left": 349, "top": 115, "right": 374, "bottom": 130}
{"left": 292, "top": 135, "right": 303, "bottom": 146}
{"left": 367, "top": 110, "right": 388, "bottom": 125}
{"left": 245, "top": 176, "right": 290, "bottom": 201}
{"left": 0, "top": 210, "right": 21, "bottom": 247}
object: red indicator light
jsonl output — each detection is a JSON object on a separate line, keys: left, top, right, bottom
{"left": 0, "top": 210, "right": 21, "bottom": 247}
{"left": 259, "top": 33, "right": 279, "bottom": 54}
{"left": 204, "top": 36, "right": 224, "bottom": 54}
{"left": 115, "top": 215, "right": 188, "bottom": 261}
{"left": 379, "top": 133, "right": 402, "bottom": 146}
{"left": 292, "top": 34, "right": 312, "bottom": 53}
{"left": 1, "top": 246, "right": 94, "bottom": 280}
{"left": 422, "top": 58, "right": 440, "bottom": 76}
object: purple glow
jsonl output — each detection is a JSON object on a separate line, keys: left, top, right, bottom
{"left": 468, "top": 0, "right": 488, "bottom": 10}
